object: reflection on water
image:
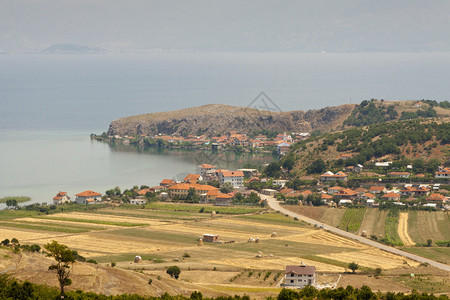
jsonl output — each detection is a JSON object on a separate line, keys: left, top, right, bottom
{"left": 107, "top": 142, "right": 276, "bottom": 170}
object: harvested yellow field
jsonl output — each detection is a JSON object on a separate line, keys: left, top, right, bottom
{"left": 210, "top": 218, "right": 309, "bottom": 232}
{"left": 17, "top": 217, "right": 110, "bottom": 229}
{"left": 47, "top": 212, "right": 159, "bottom": 225}
{"left": 279, "top": 230, "right": 368, "bottom": 249}
{"left": 31, "top": 232, "right": 187, "bottom": 257}
{"left": 318, "top": 248, "right": 420, "bottom": 269}
{"left": 398, "top": 213, "right": 414, "bottom": 246}
{"left": 209, "top": 257, "right": 345, "bottom": 273}
{"left": 150, "top": 222, "right": 271, "bottom": 241}
{"left": 0, "top": 227, "right": 64, "bottom": 242}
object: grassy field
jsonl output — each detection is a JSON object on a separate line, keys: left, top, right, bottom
{"left": 401, "top": 247, "right": 450, "bottom": 265}
{"left": 0, "top": 203, "right": 448, "bottom": 297}
{"left": 337, "top": 207, "right": 366, "bottom": 233}
{"left": 359, "top": 208, "right": 388, "bottom": 237}
{"left": 407, "top": 211, "right": 450, "bottom": 245}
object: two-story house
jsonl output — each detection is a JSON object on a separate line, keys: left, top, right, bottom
{"left": 284, "top": 264, "right": 316, "bottom": 288}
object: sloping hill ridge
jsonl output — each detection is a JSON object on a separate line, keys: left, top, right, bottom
{"left": 107, "top": 104, "right": 355, "bottom": 136}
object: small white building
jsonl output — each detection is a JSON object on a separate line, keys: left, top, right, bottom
{"left": 218, "top": 170, "right": 244, "bottom": 188}
{"left": 130, "top": 199, "right": 147, "bottom": 205}
{"left": 284, "top": 264, "right": 316, "bottom": 288}
{"left": 53, "top": 192, "right": 71, "bottom": 205}
{"left": 273, "top": 179, "right": 289, "bottom": 187}
{"left": 75, "top": 190, "right": 102, "bottom": 205}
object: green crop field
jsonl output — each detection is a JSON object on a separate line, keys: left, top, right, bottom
{"left": 383, "top": 209, "right": 403, "bottom": 246}
{"left": 337, "top": 207, "right": 366, "bottom": 233}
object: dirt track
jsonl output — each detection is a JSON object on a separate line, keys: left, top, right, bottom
{"left": 398, "top": 213, "right": 415, "bottom": 246}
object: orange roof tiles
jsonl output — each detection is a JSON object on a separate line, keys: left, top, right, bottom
{"left": 382, "top": 192, "right": 400, "bottom": 198}
{"left": 221, "top": 171, "right": 244, "bottom": 177}
{"left": 75, "top": 190, "right": 101, "bottom": 197}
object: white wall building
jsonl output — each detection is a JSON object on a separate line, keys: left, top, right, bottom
{"left": 218, "top": 170, "right": 244, "bottom": 188}
{"left": 284, "top": 264, "right": 316, "bottom": 288}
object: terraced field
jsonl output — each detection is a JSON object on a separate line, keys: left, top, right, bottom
{"left": 0, "top": 203, "right": 447, "bottom": 297}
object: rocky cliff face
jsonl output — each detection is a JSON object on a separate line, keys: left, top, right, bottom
{"left": 106, "top": 104, "right": 355, "bottom": 136}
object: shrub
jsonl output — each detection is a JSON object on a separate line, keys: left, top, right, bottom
{"left": 166, "top": 266, "right": 181, "bottom": 279}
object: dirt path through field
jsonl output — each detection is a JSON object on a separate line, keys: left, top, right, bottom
{"left": 398, "top": 212, "right": 414, "bottom": 246}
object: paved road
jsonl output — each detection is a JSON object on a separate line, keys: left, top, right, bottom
{"left": 261, "top": 194, "right": 450, "bottom": 272}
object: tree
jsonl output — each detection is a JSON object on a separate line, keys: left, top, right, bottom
{"left": 264, "top": 161, "right": 281, "bottom": 178}
{"left": 306, "top": 159, "right": 326, "bottom": 175}
{"left": 220, "top": 182, "right": 234, "bottom": 193}
{"left": 6, "top": 199, "right": 17, "bottom": 207}
{"left": 166, "top": 266, "right": 181, "bottom": 279}
{"left": 44, "top": 240, "right": 75, "bottom": 298}
{"left": 348, "top": 261, "right": 359, "bottom": 274}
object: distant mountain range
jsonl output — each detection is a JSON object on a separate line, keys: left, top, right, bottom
{"left": 2, "top": 1, "right": 450, "bottom": 53}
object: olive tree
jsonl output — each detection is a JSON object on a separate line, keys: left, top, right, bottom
{"left": 44, "top": 240, "right": 75, "bottom": 298}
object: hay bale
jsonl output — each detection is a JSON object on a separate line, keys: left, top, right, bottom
{"left": 211, "top": 211, "right": 216, "bottom": 217}
{"left": 197, "top": 238, "right": 204, "bottom": 246}
{"left": 271, "top": 232, "right": 278, "bottom": 237}
{"left": 248, "top": 238, "right": 255, "bottom": 243}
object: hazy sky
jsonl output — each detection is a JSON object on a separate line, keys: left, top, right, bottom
{"left": 1, "top": 0, "right": 450, "bottom": 52}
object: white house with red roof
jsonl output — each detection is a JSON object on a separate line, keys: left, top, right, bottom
{"left": 75, "top": 190, "right": 102, "bottom": 205}
{"left": 218, "top": 170, "right": 244, "bottom": 188}
{"left": 435, "top": 166, "right": 450, "bottom": 178}
{"left": 284, "top": 264, "right": 316, "bottom": 287}
{"left": 53, "top": 191, "right": 71, "bottom": 205}
{"left": 320, "top": 171, "right": 348, "bottom": 182}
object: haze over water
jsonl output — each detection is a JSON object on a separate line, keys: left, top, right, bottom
{"left": 1, "top": 52, "right": 450, "bottom": 204}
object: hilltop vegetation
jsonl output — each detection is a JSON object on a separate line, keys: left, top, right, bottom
{"left": 287, "top": 118, "right": 449, "bottom": 175}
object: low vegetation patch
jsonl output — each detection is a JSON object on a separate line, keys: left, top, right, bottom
{"left": 0, "top": 196, "right": 31, "bottom": 204}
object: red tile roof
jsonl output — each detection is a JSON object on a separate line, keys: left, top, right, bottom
{"left": 382, "top": 192, "right": 400, "bottom": 199}
{"left": 53, "top": 191, "right": 67, "bottom": 200}
{"left": 75, "top": 190, "right": 101, "bottom": 197}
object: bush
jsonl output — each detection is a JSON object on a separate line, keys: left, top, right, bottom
{"left": 111, "top": 262, "right": 116, "bottom": 267}
{"left": 86, "top": 259, "right": 97, "bottom": 264}
{"left": 166, "top": 266, "right": 181, "bottom": 279}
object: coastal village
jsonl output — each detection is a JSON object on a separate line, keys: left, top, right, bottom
{"left": 52, "top": 162, "right": 449, "bottom": 210}
{"left": 95, "top": 131, "right": 308, "bottom": 155}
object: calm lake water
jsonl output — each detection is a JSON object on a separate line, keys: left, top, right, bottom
{"left": 0, "top": 129, "right": 274, "bottom": 205}
{"left": 1, "top": 52, "right": 450, "bottom": 204}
